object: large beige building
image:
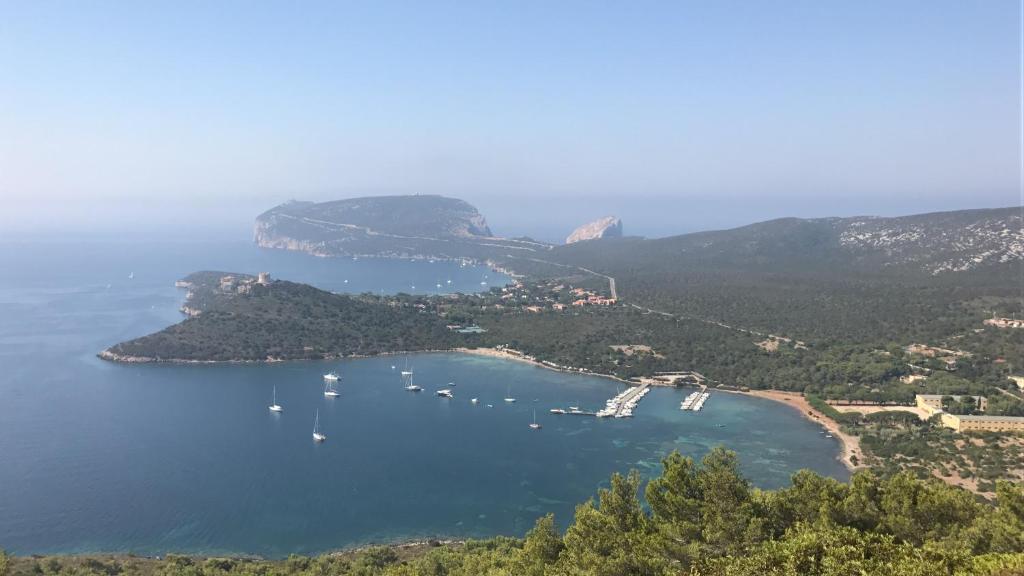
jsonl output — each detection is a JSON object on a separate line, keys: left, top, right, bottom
{"left": 939, "top": 413, "right": 1024, "bottom": 433}
{"left": 915, "top": 394, "right": 987, "bottom": 417}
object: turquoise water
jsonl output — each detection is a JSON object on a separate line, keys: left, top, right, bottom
{"left": 0, "top": 241, "right": 848, "bottom": 556}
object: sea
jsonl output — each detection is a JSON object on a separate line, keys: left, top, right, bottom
{"left": 0, "top": 240, "right": 849, "bottom": 557}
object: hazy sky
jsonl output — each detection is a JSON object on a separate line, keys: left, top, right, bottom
{"left": 0, "top": 1, "right": 1019, "bottom": 240}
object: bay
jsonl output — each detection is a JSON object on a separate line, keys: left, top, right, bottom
{"left": 0, "top": 240, "right": 848, "bottom": 556}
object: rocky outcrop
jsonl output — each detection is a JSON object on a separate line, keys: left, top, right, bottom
{"left": 835, "top": 209, "right": 1023, "bottom": 274}
{"left": 566, "top": 217, "right": 623, "bottom": 244}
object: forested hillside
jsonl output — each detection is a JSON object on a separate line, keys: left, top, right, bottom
{"left": 102, "top": 272, "right": 459, "bottom": 362}
{"left": 536, "top": 207, "right": 1023, "bottom": 345}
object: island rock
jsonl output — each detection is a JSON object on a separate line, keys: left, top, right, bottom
{"left": 566, "top": 216, "right": 623, "bottom": 244}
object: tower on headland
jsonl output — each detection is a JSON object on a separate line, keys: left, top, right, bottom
{"left": 257, "top": 272, "right": 271, "bottom": 285}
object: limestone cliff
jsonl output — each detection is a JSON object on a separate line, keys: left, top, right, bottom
{"left": 566, "top": 217, "right": 623, "bottom": 244}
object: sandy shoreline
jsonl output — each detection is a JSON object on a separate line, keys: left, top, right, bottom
{"left": 452, "top": 347, "right": 637, "bottom": 385}
{"left": 720, "top": 389, "right": 860, "bottom": 472}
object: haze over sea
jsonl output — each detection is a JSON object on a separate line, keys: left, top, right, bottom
{"left": 0, "top": 240, "right": 848, "bottom": 557}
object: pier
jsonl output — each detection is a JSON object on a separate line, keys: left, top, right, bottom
{"left": 680, "top": 385, "right": 710, "bottom": 411}
{"left": 548, "top": 384, "right": 653, "bottom": 418}
{"left": 597, "top": 384, "right": 652, "bottom": 418}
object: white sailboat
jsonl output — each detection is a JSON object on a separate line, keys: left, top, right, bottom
{"left": 503, "top": 383, "right": 516, "bottom": 403}
{"left": 401, "top": 359, "right": 421, "bottom": 391}
{"left": 324, "top": 379, "right": 340, "bottom": 397}
{"left": 312, "top": 410, "right": 326, "bottom": 442}
{"left": 529, "top": 409, "right": 542, "bottom": 430}
{"left": 268, "top": 386, "right": 283, "bottom": 412}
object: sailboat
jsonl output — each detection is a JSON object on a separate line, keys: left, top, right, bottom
{"left": 324, "top": 379, "right": 340, "bottom": 397}
{"left": 503, "top": 383, "right": 516, "bottom": 403}
{"left": 268, "top": 386, "right": 283, "bottom": 412}
{"left": 312, "top": 410, "right": 326, "bottom": 442}
{"left": 529, "top": 410, "right": 542, "bottom": 430}
{"left": 401, "top": 359, "right": 421, "bottom": 391}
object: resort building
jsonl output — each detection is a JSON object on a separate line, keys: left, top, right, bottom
{"left": 939, "top": 413, "right": 1024, "bottom": 433}
{"left": 915, "top": 394, "right": 987, "bottom": 418}
{"left": 1009, "top": 375, "right": 1024, "bottom": 392}
{"left": 984, "top": 316, "right": 1024, "bottom": 329}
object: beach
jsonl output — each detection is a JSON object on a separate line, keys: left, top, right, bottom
{"left": 721, "top": 389, "right": 861, "bottom": 471}
{"left": 460, "top": 348, "right": 859, "bottom": 470}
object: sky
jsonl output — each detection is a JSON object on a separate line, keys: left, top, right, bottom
{"left": 0, "top": 0, "right": 1020, "bottom": 241}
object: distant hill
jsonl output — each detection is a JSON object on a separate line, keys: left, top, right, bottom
{"left": 550, "top": 207, "right": 1022, "bottom": 277}
{"left": 255, "top": 195, "right": 550, "bottom": 260}
{"left": 535, "top": 207, "right": 1023, "bottom": 344}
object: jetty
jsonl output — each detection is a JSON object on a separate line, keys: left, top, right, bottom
{"left": 680, "top": 385, "right": 711, "bottom": 411}
{"left": 596, "top": 384, "right": 652, "bottom": 418}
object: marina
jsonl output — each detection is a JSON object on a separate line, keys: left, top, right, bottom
{"left": 595, "top": 384, "right": 652, "bottom": 418}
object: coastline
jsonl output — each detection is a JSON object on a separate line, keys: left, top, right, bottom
{"left": 720, "top": 389, "right": 860, "bottom": 472}
{"left": 3, "top": 538, "right": 469, "bottom": 564}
